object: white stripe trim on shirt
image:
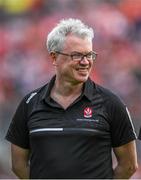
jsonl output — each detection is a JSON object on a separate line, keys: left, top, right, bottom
{"left": 126, "top": 107, "right": 137, "bottom": 139}
{"left": 30, "top": 128, "right": 63, "bottom": 134}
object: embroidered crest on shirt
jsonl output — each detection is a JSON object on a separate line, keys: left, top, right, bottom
{"left": 84, "top": 107, "right": 92, "bottom": 118}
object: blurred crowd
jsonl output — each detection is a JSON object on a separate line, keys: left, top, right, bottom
{"left": 0, "top": 0, "right": 141, "bottom": 178}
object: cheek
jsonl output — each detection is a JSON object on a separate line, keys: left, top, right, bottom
{"left": 90, "top": 61, "right": 94, "bottom": 68}
{"left": 57, "top": 62, "right": 72, "bottom": 73}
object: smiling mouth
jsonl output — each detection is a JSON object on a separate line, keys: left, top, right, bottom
{"left": 79, "top": 69, "right": 88, "bottom": 72}
{"left": 77, "top": 68, "right": 88, "bottom": 72}
{"left": 76, "top": 68, "right": 89, "bottom": 76}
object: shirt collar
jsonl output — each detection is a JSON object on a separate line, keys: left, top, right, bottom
{"left": 42, "top": 75, "right": 56, "bottom": 102}
{"left": 42, "top": 76, "right": 96, "bottom": 102}
{"left": 83, "top": 77, "right": 96, "bottom": 101}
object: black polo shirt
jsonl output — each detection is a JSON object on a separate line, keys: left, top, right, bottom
{"left": 139, "top": 127, "right": 141, "bottom": 140}
{"left": 6, "top": 76, "right": 137, "bottom": 179}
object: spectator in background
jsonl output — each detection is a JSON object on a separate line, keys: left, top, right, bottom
{"left": 6, "top": 18, "right": 138, "bottom": 179}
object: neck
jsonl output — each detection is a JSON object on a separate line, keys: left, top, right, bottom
{"left": 52, "top": 77, "right": 84, "bottom": 97}
{"left": 50, "top": 76, "right": 85, "bottom": 109}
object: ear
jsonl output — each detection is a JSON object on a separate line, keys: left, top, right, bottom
{"left": 50, "top": 52, "right": 58, "bottom": 66}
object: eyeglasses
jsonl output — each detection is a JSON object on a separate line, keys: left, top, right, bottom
{"left": 55, "top": 51, "right": 97, "bottom": 61}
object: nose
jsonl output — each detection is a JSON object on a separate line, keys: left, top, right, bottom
{"left": 79, "top": 56, "right": 89, "bottom": 64}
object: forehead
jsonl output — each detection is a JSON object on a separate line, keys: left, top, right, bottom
{"left": 63, "top": 35, "right": 92, "bottom": 52}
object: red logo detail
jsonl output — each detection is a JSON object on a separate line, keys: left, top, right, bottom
{"left": 84, "top": 107, "right": 92, "bottom": 118}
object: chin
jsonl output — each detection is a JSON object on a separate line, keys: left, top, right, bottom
{"left": 75, "top": 75, "right": 89, "bottom": 83}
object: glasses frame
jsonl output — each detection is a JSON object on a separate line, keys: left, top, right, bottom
{"left": 55, "top": 51, "right": 97, "bottom": 61}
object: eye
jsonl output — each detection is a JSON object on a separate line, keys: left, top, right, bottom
{"left": 88, "top": 52, "right": 97, "bottom": 60}
{"left": 86, "top": 53, "right": 93, "bottom": 59}
{"left": 71, "top": 53, "right": 82, "bottom": 60}
{"left": 92, "top": 52, "right": 97, "bottom": 60}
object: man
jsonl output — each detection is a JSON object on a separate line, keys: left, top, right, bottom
{"left": 6, "top": 18, "right": 138, "bottom": 179}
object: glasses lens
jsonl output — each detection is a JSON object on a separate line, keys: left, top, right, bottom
{"left": 92, "top": 52, "right": 97, "bottom": 60}
{"left": 67, "top": 51, "right": 97, "bottom": 61}
{"left": 86, "top": 53, "right": 93, "bottom": 60}
{"left": 72, "top": 54, "right": 82, "bottom": 61}
{"left": 86, "top": 52, "right": 97, "bottom": 60}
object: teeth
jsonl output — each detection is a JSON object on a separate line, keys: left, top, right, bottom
{"left": 76, "top": 68, "right": 88, "bottom": 71}
{"left": 79, "top": 69, "right": 87, "bottom": 70}
{"left": 78, "top": 68, "right": 87, "bottom": 69}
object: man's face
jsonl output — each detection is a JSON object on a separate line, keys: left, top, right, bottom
{"left": 53, "top": 35, "right": 94, "bottom": 84}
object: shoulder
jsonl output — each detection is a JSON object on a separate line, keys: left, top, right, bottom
{"left": 95, "top": 83, "right": 125, "bottom": 106}
{"left": 22, "top": 83, "right": 49, "bottom": 105}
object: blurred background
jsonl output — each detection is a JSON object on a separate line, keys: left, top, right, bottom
{"left": 0, "top": 0, "right": 141, "bottom": 178}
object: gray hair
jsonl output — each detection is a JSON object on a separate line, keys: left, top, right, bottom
{"left": 46, "top": 18, "right": 94, "bottom": 53}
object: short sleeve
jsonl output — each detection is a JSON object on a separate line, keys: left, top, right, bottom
{"left": 5, "top": 97, "right": 29, "bottom": 149}
{"left": 108, "top": 97, "right": 137, "bottom": 147}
